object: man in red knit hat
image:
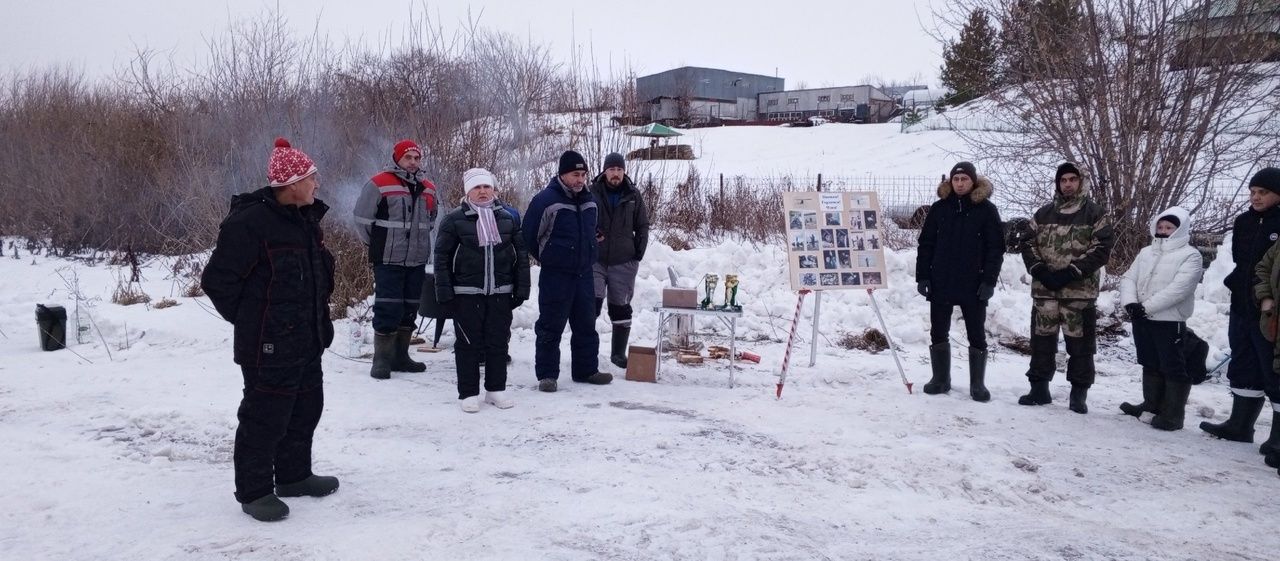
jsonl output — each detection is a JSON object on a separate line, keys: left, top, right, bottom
{"left": 353, "top": 139, "right": 439, "bottom": 380}
{"left": 202, "top": 137, "right": 340, "bottom": 522}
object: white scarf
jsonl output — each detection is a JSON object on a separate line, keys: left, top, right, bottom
{"left": 470, "top": 199, "right": 500, "bottom": 247}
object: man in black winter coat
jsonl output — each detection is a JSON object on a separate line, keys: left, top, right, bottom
{"left": 916, "top": 161, "right": 1004, "bottom": 401}
{"left": 201, "top": 138, "right": 339, "bottom": 522}
{"left": 589, "top": 152, "right": 651, "bottom": 369}
{"left": 1203, "top": 167, "right": 1280, "bottom": 445}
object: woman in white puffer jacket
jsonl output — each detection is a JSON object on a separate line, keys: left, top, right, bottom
{"left": 1118, "top": 206, "right": 1204, "bottom": 430}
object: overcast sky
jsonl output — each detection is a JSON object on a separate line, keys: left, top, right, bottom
{"left": 0, "top": 0, "right": 944, "bottom": 88}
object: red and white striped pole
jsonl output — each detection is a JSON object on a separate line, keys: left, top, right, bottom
{"left": 777, "top": 290, "right": 810, "bottom": 398}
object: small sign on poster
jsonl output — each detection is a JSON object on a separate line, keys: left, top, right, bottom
{"left": 783, "top": 191, "right": 889, "bottom": 292}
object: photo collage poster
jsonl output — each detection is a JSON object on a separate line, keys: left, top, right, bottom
{"left": 783, "top": 191, "right": 889, "bottom": 291}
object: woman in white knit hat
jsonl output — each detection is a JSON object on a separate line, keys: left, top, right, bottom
{"left": 433, "top": 168, "right": 531, "bottom": 412}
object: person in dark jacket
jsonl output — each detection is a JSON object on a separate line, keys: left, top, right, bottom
{"left": 353, "top": 139, "right": 438, "bottom": 380}
{"left": 201, "top": 138, "right": 339, "bottom": 522}
{"left": 1203, "top": 167, "right": 1280, "bottom": 446}
{"left": 1019, "top": 162, "right": 1115, "bottom": 413}
{"left": 435, "top": 168, "right": 531, "bottom": 412}
{"left": 522, "top": 150, "right": 614, "bottom": 392}
{"left": 589, "top": 152, "right": 651, "bottom": 369}
{"left": 915, "top": 161, "right": 1004, "bottom": 401}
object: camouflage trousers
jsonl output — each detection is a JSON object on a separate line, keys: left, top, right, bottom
{"left": 1027, "top": 298, "right": 1097, "bottom": 386}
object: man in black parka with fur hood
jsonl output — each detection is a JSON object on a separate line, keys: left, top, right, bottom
{"left": 915, "top": 161, "right": 1005, "bottom": 401}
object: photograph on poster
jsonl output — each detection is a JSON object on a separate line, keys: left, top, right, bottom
{"left": 849, "top": 232, "right": 867, "bottom": 250}
{"left": 835, "top": 229, "right": 849, "bottom": 248}
{"left": 801, "top": 273, "right": 818, "bottom": 286}
{"left": 803, "top": 212, "right": 818, "bottom": 229}
{"left": 805, "top": 231, "right": 820, "bottom": 251}
{"left": 791, "top": 232, "right": 807, "bottom": 251}
{"left": 850, "top": 195, "right": 869, "bottom": 208}
{"left": 864, "top": 210, "right": 878, "bottom": 230}
{"left": 867, "top": 232, "right": 881, "bottom": 249}
{"left": 798, "top": 254, "right": 819, "bottom": 269}
{"left": 789, "top": 210, "right": 805, "bottom": 230}
{"left": 864, "top": 272, "right": 883, "bottom": 285}
{"left": 822, "top": 250, "right": 838, "bottom": 269}
{"left": 825, "top": 211, "right": 842, "bottom": 226}
{"left": 849, "top": 212, "right": 864, "bottom": 230}
{"left": 820, "top": 273, "right": 840, "bottom": 286}
{"left": 838, "top": 250, "right": 853, "bottom": 269}
{"left": 858, "top": 254, "right": 876, "bottom": 268}
{"left": 841, "top": 272, "right": 861, "bottom": 286}
{"left": 821, "top": 229, "right": 836, "bottom": 248}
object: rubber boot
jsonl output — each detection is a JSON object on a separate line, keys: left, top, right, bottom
{"left": 1151, "top": 381, "right": 1192, "bottom": 431}
{"left": 1018, "top": 380, "right": 1052, "bottom": 406}
{"left": 923, "top": 343, "right": 951, "bottom": 395}
{"left": 969, "top": 347, "right": 990, "bottom": 402}
{"left": 241, "top": 494, "right": 289, "bottom": 522}
{"left": 370, "top": 331, "right": 395, "bottom": 380}
{"left": 391, "top": 327, "right": 426, "bottom": 372}
{"left": 1068, "top": 384, "right": 1089, "bottom": 414}
{"left": 1258, "top": 412, "right": 1280, "bottom": 456}
{"left": 577, "top": 372, "right": 613, "bottom": 385}
{"left": 611, "top": 326, "right": 631, "bottom": 369}
{"left": 1200, "top": 395, "right": 1265, "bottom": 443}
{"left": 1120, "top": 369, "right": 1165, "bottom": 418}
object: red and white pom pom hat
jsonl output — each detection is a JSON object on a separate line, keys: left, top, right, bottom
{"left": 267, "top": 137, "right": 318, "bottom": 187}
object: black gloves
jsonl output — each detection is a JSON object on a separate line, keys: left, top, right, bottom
{"left": 977, "top": 283, "right": 995, "bottom": 302}
{"left": 917, "top": 281, "right": 930, "bottom": 298}
{"left": 512, "top": 297, "right": 526, "bottom": 310}
{"left": 1124, "top": 303, "right": 1147, "bottom": 321}
{"left": 1040, "top": 267, "right": 1079, "bottom": 291}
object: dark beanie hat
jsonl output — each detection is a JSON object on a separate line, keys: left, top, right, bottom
{"left": 1157, "top": 214, "right": 1181, "bottom": 228}
{"left": 1055, "top": 162, "right": 1082, "bottom": 185}
{"left": 949, "top": 161, "right": 976, "bottom": 180}
{"left": 558, "top": 150, "right": 588, "bottom": 176}
{"left": 603, "top": 152, "right": 626, "bottom": 171}
{"left": 1250, "top": 167, "right": 1280, "bottom": 195}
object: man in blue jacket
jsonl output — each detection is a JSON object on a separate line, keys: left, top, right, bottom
{"left": 523, "top": 150, "right": 614, "bottom": 392}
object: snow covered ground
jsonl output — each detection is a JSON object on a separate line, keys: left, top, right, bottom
{"left": 1, "top": 231, "right": 1277, "bottom": 561}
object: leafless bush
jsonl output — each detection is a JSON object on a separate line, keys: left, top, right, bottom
{"left": 838, "top": 328, "right": 890, "bottom": 353}
{"left": 112, "top": 279, "right": 151, "bottom": 306}
{"left": 153, "top": 298, "right": 179, "bottom": 309}
{"left": 326, "top": 227, "right": 372, "bottom": 320}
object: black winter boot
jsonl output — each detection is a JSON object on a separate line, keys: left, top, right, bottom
{"left": 923, "top": 343, "right": 951, "bottom": 395}
{"left": 370, "top": 332, "right": 395, "bottom": 380}
{"left": 611, "top": 326, "right": 631, "bottom": 369}
{"left": 1151, "top": 381, "right": 1192, "bottom": 431}
{"left": 1068, "top": 384, "right": 1089, "bottom": 414}
{"left": 1266, "top": 451, "right": 1279, "bottom": 469}
{"left": 1120, "top": 369, "right": 1165, "bottom": 418}
{"left": 241, "top": 494, "right": 289, "bottom": 522}
{"left": 1200, "top": 395, "right": 1265, "bottom": 443}
{"left": 969, "top": 347, "right": 990, "bottom": 402}
{"left": 575, "top": 372, "right": 613, "bottom": 385}
{"left": 1018, "top": 380, "right": 1052, "bottom": 406}
{"left": 1258, "top": 412, "right": 1280, "bottom": 456}
{"left": 276, "top": 475, "right": 340, "bottom": 498}
{"left": 391, "top": 328, "right": 426, "bottom": 373}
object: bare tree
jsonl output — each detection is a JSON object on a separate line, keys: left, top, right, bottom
{"left": 933, "top": 0, "right": 1280, "bottom": 264}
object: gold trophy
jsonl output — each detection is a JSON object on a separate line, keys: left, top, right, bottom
{"left": 723, "top": 274, "right": 741, "bottom": 311}
{"left": 700, "top": 274, "right": 719, "bottom": 309}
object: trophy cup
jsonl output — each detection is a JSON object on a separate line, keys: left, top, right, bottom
{"left": 700, "top": 274, "right": 719, "bottom": 309}
{"left": 723, "top": 274, "right": 741, "bottom": 312}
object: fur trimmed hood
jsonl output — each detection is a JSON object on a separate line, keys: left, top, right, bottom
{"left": 936, "top": 176, "right": 993, "bottom": 203}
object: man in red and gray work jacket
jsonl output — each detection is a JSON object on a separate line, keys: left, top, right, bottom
{"left": 353, "top": 139, "right": 438, "bottom": 380}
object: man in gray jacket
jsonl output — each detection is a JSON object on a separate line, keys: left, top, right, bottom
{"left": 590, "top": 152, "right": 650, "bottom": 368}
{"left": 353, "top": 139, "right": 438, "bottom": 380}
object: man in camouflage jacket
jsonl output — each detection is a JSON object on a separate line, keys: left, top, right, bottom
{"left": 1018, "top": 162, "right": 1115, "bottom": 413}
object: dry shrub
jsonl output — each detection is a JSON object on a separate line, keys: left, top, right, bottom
{"left": 112, "top": 280, "right": 151, "bottom": 306}
{"left": 838, "top": 328, "right": 890, "bottom": 353}
{"left": 153, "top": 298, "right": 179, "bottom": 309}
{"left": 326, "top": 227, "right": 372, "bottom": 320}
